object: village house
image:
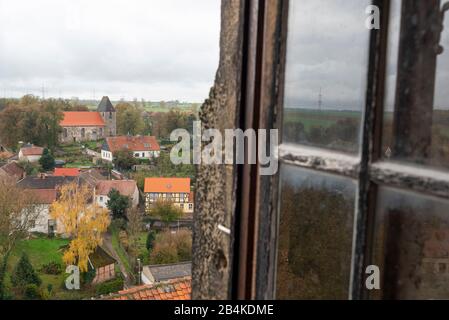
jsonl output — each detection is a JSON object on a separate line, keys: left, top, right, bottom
{"left": 144, "top": 177, "right": 194, "bottom": 214}
{"left": 89, "top": 246, "right": 117, "bottom": 285}
{"left": 141, "top": 261, "right": 192, "bottom": 285}
{"left": 60, "top": 96, "right": 116, "bottom": 143}
{"left": 0, "top": 161, "right": 25, "bottom": 182}
{"left": 95, "top": 180, "right": 139, "bottom": 209}
{"left": 17, "top": 175, "right": 75, "bottom": 235}
{"left": 101, "top": 135, "right": 160, "bottom": 162}
{"left": 18, "top": 144, "right": 44, "bottom": 163}
{"left": 26, "top": 189, "right": 57, "bottom": 235}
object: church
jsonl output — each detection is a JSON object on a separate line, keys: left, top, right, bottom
{"left": 60, "top": 96, "right": 117, "bottom": 143}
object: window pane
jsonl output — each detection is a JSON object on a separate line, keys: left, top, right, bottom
{"left": 372, "top": 187, "right": 449, "bottom": 299}
{"left": 382, "top": 0, "right": 449, "bottom": 169}
{"left": 283, "top": 0, "right": 370, "bottom": 153}
{"left": 276, "top": 165, "right": 356, "bottom": 299}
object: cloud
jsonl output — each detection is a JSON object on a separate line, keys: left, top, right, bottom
{"left": 0, "top": 0, "right": 220, "bottom": 102}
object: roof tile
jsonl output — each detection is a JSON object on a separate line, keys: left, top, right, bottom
{"left": 20, "top": 146, "right": 44, "bottom": 156}
{"left": 144, "top": 178, "right": 191, "bottom": 193}
{"left": 96, "top": 180, "right": 137, "bottom": 197}
{"left": 105, "top": 136, "right": 160, "bottom": 153}
{"left": 61, "top": 112, "right": 105, "bottom": 127}
{"left": 99, "top": 277, "right": 191, "bottom": 301}
{"left": 54, "top": 168, "right": 80, "bottom": 177}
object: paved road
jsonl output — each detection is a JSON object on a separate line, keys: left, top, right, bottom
{"left": 103, "top": 232, "right": 133, "bottom": 288}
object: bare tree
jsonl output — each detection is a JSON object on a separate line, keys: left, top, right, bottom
{"left": 126, "top": 207, "right": 143, "bottom": 263}
{"left": 0, "top": 179, "right": 40, "bottom": 298}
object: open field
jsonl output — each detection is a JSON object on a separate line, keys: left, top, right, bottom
{"left": 284, "top": 108, "right": 361, "bottom": 131}
{"left": 86, "top": 100, "right": 198, "bottom": 114}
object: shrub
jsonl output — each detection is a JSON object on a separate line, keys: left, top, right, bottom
{"left": 111, "top": 218, "right": 127, "bottom": 231}
{"left": 149, "top": 230, "right": 192, "bottom": 264}
{"left": 95, "top": 278, "right": 124, "bottom": 296}
{"left": 149, "top": 201, "right": 183, "bottom": 227}
{"left": 146, "top": 231, "right": 156, "bottom": 252}
{"left": 39, "top": 148, "right": 55, "bottom": 171}
{"left": 176, "top": 231, "right": 193, "bottom": 262}
{"left": 24, "top": 284, "right": 41, "bottom": 300}
{"left": 11, "top": 253, "right": 41, "bottom": 288}
{"left": 81, "top": 265, "right": 96, "bottom": 285}
{"left": 107, "top": 189, "right": 130, "bottom": 220}
{"left": 150, "top": 245, "right": 178, "bottom": 264}
{"left": 40, "top": 261, "right": 63, "bottom": 275}
{"left": 119, "top": 230, "right": 129, "bottom": 251}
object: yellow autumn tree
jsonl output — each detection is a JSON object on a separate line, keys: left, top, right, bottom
{"left": 50, "top": 182, "right": 110, "bottom": 272}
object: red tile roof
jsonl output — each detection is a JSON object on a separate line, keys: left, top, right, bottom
{"left": 96, "top": 180, "right": 137, "bottom": 197}
{"left": 105, "top": 136, "right": 160, "bottom": 153}
{"left": 29, "top": 189, "right": 57, "bottom": 204}
{"left": 61, "top": 112, "right": 105, "bottom": 127}
{"left": 0, "top": 151, "right": 14, "bottom": 160}
{"left": 0, "top": 162, "right": 25, "bottom": 179}
{"left": 144, "top": 177, "right": 191, "bottom": 193}
{"left": 103, "top": 277, "right": 191, "bottom": 300}
{"left": 20, "top": 146, "right": 44, "bottom": 156}
{"left": 54, "top": 168, "right": 80, "bottom": 177}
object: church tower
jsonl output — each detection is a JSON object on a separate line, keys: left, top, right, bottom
{"left": 97, "top": 96, "right": 116, "bottom": 137}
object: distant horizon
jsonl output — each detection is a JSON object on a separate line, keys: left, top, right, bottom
{"left": 285, "top": 105, "right": 449, "bottom": 112}
{"left": 0, "top": 94, "right": 203, "bottom": 105}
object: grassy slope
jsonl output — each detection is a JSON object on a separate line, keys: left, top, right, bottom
{"left": 58, "top": 143, "right": 94, "bottom": 168}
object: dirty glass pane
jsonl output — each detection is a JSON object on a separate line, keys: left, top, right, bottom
{"left": 372, "top": 187, "right": 449, "bottom": 299}
{"left": 276, "top": 165, "right": 356, "bottom": 299}
{"left": 382, "top": 0, "right": 449, "bottom": 169}
{"left": 283, "top": 0, "right": 371, "bottom": 153}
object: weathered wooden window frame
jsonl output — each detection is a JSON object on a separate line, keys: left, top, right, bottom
{"left": 233, "top": 0, "right": 449, "bottom": 299}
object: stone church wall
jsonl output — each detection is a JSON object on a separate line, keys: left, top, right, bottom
{"left": 60, "top": 126, "right": 105, "bottom": 143}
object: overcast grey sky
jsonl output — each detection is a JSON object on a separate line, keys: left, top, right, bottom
{"left": 284, "top": 0, "right": 449, "bottom": 110}
{"left": 0, "top": 0, "right": 220, "bottom": 102}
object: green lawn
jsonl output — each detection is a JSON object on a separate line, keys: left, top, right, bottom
{"left": 5, "top": 235, "right": 95, "bottom": 300}
{"left": 8, "top": 236, "right": 69, "bottom": 269}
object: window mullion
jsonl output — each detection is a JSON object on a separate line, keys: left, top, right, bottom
{"left": 349, "top": 0, "right": 390, "bottom": 300}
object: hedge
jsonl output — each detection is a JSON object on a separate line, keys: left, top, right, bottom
{"left": 95, "top": 278, "right": 124, "bottom": 296}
